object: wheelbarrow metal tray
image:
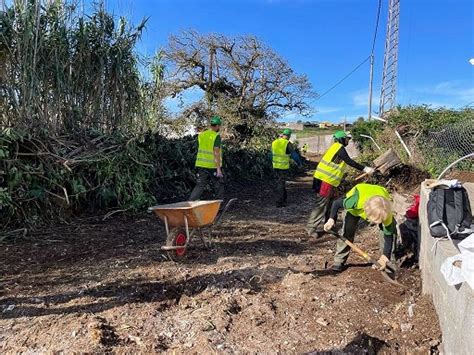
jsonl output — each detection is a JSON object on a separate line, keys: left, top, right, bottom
{"left": 150, "top": 200, "right": 222, "bottom": 228}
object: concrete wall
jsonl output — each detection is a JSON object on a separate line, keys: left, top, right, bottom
{"left": 297, "top": 135, "right": 358, "bottom": 158}
{"left": 419, "top": 181, "right": 474, "bottom": 355}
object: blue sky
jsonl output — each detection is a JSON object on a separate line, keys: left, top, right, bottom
{"left": 104, "top": 0, "right": 474, "bottom": 122}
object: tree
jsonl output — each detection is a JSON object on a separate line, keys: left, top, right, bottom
{"left": 162, "top": 30, "right": 314, "bottom": 136}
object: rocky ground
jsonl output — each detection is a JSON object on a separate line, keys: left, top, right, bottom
{"left": 0, "top": 168, "right": 442, "bottom": 354}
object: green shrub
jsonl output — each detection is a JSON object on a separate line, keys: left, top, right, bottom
{"left": 351, "top": 106, "right": 473, "bottom": 176}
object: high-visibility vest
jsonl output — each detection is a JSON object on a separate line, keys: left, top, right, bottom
{"left": 346, "top": 183, "right": 392, "bottom": 224}
{"left": 272, "top": 138, "right": 290, "bottom": 170}
{"left": 313, "top": 142, "right": 346, "bottom": 187}
{"left": 195, "top": 129, "right": 220, "bottom": 169}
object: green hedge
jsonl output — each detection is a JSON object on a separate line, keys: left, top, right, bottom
{"left": 351, "top": 106, "right": 473, "bottom": 176}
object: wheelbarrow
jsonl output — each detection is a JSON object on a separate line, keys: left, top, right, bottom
{"left": 149, "top": 199, "right": 236, "bottom": 261}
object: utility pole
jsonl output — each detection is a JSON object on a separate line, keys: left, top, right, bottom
{"left": 380, "top": 0, "right": 400, "bottom": 117}
{"left": 368, "top": 54, "right": 375, "bottom": 120}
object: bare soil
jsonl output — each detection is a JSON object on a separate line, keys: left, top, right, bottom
{"left": 0, "top": 171, "right": 441, "bottom": 354}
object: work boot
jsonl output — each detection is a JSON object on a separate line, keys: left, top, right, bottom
{"left": 331, "top": 263, "right": 344, "bottom": 272}
{"left": 308, "top": 231, "right": 325, "bottom": 239}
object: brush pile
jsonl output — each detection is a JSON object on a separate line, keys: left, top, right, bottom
{"left": 0, "top": 128, "right": 288, "bottom": 230}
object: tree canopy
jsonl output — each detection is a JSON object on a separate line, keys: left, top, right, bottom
{"left": 163, "top": 30, "right": 314, "bottom": 133}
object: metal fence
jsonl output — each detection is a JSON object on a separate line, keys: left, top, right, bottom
{"left": 417, "top": 119, "right": 474, "bottom": 176}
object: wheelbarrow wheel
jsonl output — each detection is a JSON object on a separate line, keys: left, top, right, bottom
{"left": 166, "top": 228, "right": 188, "bottom": 261}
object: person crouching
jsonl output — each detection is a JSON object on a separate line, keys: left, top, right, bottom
{"left": 323, "top": 183, "right": 397, "bottom": 272}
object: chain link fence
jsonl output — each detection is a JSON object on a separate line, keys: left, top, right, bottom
{"left": 416, "top": 119, "right": 474, "bottom": 176}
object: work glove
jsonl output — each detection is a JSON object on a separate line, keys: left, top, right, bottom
{"left": 323, "top": 218, "right": 335, "bottom": 232}
{"left": 363, "top": 166, "right": 376, "bottom": 175}
{"left": 372, "top": 255, "right": 389, "bottom": 271}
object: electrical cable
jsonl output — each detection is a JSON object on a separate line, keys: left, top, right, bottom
{"left": 311, "top": 55, "right": 370, "bottom": 102}
{"left": 371, "top": 0, "right": 383, "bottom": 55}
{"left": 310, "top": 1, "right": 381, "bottom": 104}
{"left": 283, "top": 0, "right": 383, "bottom": 117}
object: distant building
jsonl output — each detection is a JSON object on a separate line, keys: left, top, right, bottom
{"left": 303, "top": 121, "right": 320, "bottom": 128}
{"left": 319, "top": 121, "right": 333, "bottom": 129}
{"left": 278, "top": 122, "right": 304, "bottom": 131}
{"left": 338, "top": 121, "right": 353, "bottom": 129}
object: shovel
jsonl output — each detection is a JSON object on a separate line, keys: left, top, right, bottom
{"left": 355, "top": 148, "right": 401, "bottom": 181}
{"left": 326, "top": 230, "right": 406, "bottom": 288}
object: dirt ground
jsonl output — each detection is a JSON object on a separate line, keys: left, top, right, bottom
{"left": 0, "top": 168, "right": 442, "bottom": 354}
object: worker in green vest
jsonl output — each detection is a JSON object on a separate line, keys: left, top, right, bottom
{"left": 302, "top": 143, "right": 309, "bottom": 155}
{"left": 306, "top": 131, "right": 375, "bottom": 237}
{"left": 189, "top": 116, "right": 225, "bottom": 201}
{"left": 323, "top": 183, "right": 397, "bottom": 272}
{"left": 272, "top": 128, "right": 301, "bottom": 207}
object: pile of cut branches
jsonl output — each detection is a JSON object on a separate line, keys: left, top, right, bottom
{"left": 1, "top": 128, "right": 291, "bottom": 231}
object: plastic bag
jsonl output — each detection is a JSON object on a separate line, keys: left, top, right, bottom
{"left": 441, "top": 254, "right": 465, "bottom": 286}
{"left": 459, "top": 234, "right": 474, "bottom": 289}
{"left": 440, "top": 234, "right": 474, "bottom": 289}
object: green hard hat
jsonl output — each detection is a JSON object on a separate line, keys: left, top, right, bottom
{"left": 333, "top": 130, "right": 350, "bottom": 139}
{"left": 210, "top": 115, "right": 222, "bottom": 125}
{"left": 282, "top": 128, "right": 292, "bottom": 136}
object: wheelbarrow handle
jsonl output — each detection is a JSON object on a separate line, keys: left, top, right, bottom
{"left": 214, "top": 198, "right": 238, "bottom": 226}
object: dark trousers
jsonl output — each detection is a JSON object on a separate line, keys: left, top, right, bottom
{"left": 399, "top": 218, "right": 419, "bottom": 260}
{"left": 306, "top": 181, "right": 334, "bottom": 235}
{"left": 333, "top": 213, "right": 396, "bottom": 266}
{"left": 189, "top": 168, "right": 225, "bottom": 201}
{"left": 306, "top": 193, "right": 333, "bottom": 235}
{"left": 274, "top": 169, "right": 289, "bottom": 206}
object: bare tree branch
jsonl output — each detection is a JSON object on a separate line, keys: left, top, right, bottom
{"left": 163, "top": 30, "right": 315, "bottom": 128}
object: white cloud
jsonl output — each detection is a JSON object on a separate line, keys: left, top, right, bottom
{"left": 352, "top": 91, "right": 368, "bottom": 107}
{"left": 402, "top": 80, "right": 474, "bottom": 108}
{"left": 315, "top": 106, "right": 341, "bottom": 114}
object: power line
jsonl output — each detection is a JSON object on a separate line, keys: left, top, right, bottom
{"left": 368, "top": 0, "right": 383, "bottom": 120}
{"left": 294, "top": 0, "right": 381, "bottom": 114}
{"left": 310, "top": 1, "right": 381, "bottom": 106}
{"left": 312, "top": 55, "right": 370, "bottom": 102}
{"left": 371, "top": 0, "right": 383, "bottom": 55}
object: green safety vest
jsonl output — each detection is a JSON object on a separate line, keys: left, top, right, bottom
{"left": 272, "top": 138, "right": 290, "bottom": 170}
{"left": 346, "top": 183, "right": 392, "bottom": 225}
{"left": 195, "top": 129, "right": 220, "bottom": 169}
{"left": 313, "top": 142, "right": 346, "bottom": 187}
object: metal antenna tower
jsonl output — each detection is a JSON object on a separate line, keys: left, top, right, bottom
{"left": 379, "top": 0, "right": 400, "bottom": 117}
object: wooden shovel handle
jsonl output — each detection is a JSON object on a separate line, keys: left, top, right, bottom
{"left": 328, "top": 231, "right": 375, "bottom": 264}
{"left": 343, "top": 239, "right": 375, "bottom": 264}
{"left": 354, "top": 162, "right": 390, "bottom": 182}
{"left": 355, "top": 172, "right": 369, "bottom": 181}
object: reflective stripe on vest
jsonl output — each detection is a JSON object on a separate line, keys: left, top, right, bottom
{"left": 272, "top": 138, "right": 290, "bottom": 170}
{"left": 313, "top": 142, "right": 346, "bottom": 187}
{"left": 195, "top": 130, "right": 220, "bottom": 168}
{"left": 346, "top": 183, "right": 392, "bottom": 222}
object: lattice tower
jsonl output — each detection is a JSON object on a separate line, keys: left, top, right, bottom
{"left": 379, "top": 0, "right": 400, "bottom": 116}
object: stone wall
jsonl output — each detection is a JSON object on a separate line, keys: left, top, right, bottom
{"left": 419, "top": 181, "right": 474, "bottom": 355}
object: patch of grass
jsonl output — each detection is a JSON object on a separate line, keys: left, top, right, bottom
{"left": 295, "top": 127, "right": 342, "bottom": 138}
